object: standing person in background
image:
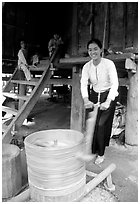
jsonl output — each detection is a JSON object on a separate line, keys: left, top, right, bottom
{"left": 18, "top": 40, "right": 31, "bottom": 81}
{"left": 48, "top": 34, "right": 63, "bottom": 57}
{"left": 80, "top": 39, "right": 119, "bottom": 165}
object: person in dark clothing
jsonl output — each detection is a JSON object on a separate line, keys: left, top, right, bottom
{"left": 48, "top": 34, "right": 63, "bottom": 57}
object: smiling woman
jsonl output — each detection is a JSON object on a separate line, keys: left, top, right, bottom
{"left": 87, "top": 39, "right": 102, "bottom": 63}
{"left": 80, "top": 38, "right": 119, "bottom": 165}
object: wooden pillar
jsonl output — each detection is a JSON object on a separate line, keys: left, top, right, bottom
{"left": 71, "top": 3, "right": 78, "bottom": 56}
{"left": 49, "top": 84, "right": 53, "bottom": 98}
{"left": 125, "top": 71, "right": 138, "bottom": 145}
{"left": 70, "top": 66, "right": 85, "bottom": 132}
{"left": 18, "top": 71, "right": 26, "bottom": 109}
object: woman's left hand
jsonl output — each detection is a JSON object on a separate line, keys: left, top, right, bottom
{"left": 100, "top": 99, "right": 112, "bottom": 110}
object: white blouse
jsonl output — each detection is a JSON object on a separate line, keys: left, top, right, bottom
{"left": 80, "top": 58, "right": 119, "bottom": 101}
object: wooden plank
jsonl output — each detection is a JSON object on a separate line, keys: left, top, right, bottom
{"left": 18, "top": 70, "right": 26, "bottom": 109}
{"left": 109, "top": 3, "right": 124, "bottom": 50}
{"left": 70, "top": 66, "right": 85, "bottom": 132}
{"left": 119, "top": 78, "right": 129, "bottom": 86}
{"left": 2, "top": 106, "right": 18, "bottom": 115}
{"left": 60, "top": 56, "right": 90, "bottom": 65}
{"left": 2, "top": 124, "right": 8, "bottom": 133}
{"left": 48, "top": 78, "right": 72, "bottom": 86}
{"left": 59, "top": 53, "right": 136, "bottom": 65}
{"left": 11, "top": 76, "right": 72, "bottom": 86}
{"left": 102, "top": 3, "right": 108, "bottom": 57}
{"left": 84, "top": 163, "right": 116, "bottom": 197}
{"left": 71, "top": 2, "right": 78, "bottom": 55}
{"left": 3, "top": 92, "right": 29, "bottom": 101}
{"left": 2, "top": 77, "right": 11, "bottom": 81}
{"left": 11, "top": 79, "right": 38, "bottom": 86}
{"left": 18, "top": 84, "right": 26, "bottom": 109}
{"left": 2, "top": 67, "right": 19, "bottom": 92}
{"left": 86, "top": 170, "right": 97, "bottom": 177}
{"left": 29, "top": 67, "right": 46, "bottom": 72}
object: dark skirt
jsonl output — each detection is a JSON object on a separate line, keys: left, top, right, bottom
{"left": 86, "top": 88, "right": 117, "bottom": 156}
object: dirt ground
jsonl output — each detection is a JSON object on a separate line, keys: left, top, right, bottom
{"left": 19, "top": 95, "right": 138, "bottom": 202}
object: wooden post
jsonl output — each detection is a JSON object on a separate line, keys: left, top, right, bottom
{"left": 2, "top": 144, "right": 22, "bottom": 199}
{"left": 106, "top": 173, "right": 115, "bottom": 190}
{"left": 102, "top": 2, "right": 108, "bottom": 57}
{"left": 71, "top": 3, "right": 78, "bottom": 56}
{"left": 49, "top": 84, "right": 53, "bottom": 98}
{"left": 70, "top": 66, "right": 85, "bottom": 132}
{"left": 18, "top": 71, "right": 26, "bottom": 109}
{"left": 125, "top": 71, "right": 138, "bottom": 145}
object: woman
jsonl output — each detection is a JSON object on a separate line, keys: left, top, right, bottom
{"left": 18, "top": 41, "right": 31, "bottom": 81}
{"left": 80, "top": 39, "right": 119, "bottom": 164}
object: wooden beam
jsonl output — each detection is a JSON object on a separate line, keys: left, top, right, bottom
{"left": 3, "top": 92, "right": 29, "bottom": 101}
{"left": 84, "top": 163, "right": 116, "bottom": 197}
{"left": 3, "top": 67, "right": 19, "bottom": 92}
{"left": 11, "top": 79, "right": 38, "bottom": 86}
{"left": 2, "top": 124, "right": 8, "bottom": 133}
{"left": 18, "top": 71, "right": 26, "bottom": 109}
{"left": 125, "top": 71, "right": 138, "bottom": 145}
{"left": 48, "top": 78, "right": 72, "bottom": 86}
{"left": 29, "top": 53, "right": 136, "bottom": 71}
{"left": 71, "top": 3, "right": 78, "bottom": 56}
{"left": 59, "top": 53, "right": 136, "bottom": 65}
{"left": 2, "top": 106, "right": 18, "bottom": 115}
{"left": 70, "top": 66, "right": 85, "bottom": 132}
{"left": 29, "top": 67, "right": 45, "bottom": 72}
{"left": 118, "top": 78, "right": 129, "bottom": 87}
{"left": 2, "top": 77, "right": 11, "bottom": 81}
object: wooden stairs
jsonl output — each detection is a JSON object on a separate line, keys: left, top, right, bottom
{"left": 2, "top": 48, "right": 59, "bottom": 143}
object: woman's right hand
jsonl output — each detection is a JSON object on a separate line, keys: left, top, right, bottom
{"left": 83, "top": 97, "right": 94, "bottom": 109}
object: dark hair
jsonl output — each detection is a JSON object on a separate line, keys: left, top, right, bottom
{"left": 20, "top": 40, "right": 27, "bottom": 46}
{"left": 20, "top": 40, "right": 25, "bottom": 44}
{"left": 87, "top": 39, "right": 102, "bottom": 49}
